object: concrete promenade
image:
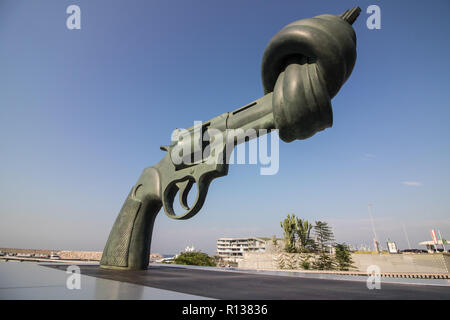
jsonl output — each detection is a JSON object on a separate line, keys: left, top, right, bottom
{"left": 45, "top": 264, "right": 450, "bottom": 299}
{"left": 0, "top": 262, "right": 207, "bottom": 300}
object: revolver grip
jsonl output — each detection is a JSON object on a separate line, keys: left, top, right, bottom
{"left": 100, "top": 167, "right": 162, "bottom": 270}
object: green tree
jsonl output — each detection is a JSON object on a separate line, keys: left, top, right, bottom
{"left": 334, "top": 243, "right": 355, "bottom": 271}
{"left": 313, "top": 221, "right": 335, "bottom": 270}
{"left": 295, "top": 218, "right": 315, "bottom": 253}
{"left": 280, "top": 214, "right": 297, "bottom": 253}
{"left": 173, "top": 251, "right": 216, "bottom": 267}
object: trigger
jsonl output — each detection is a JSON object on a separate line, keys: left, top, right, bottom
{"left": 176, "top": 180, "right": 194, "bottom": 210}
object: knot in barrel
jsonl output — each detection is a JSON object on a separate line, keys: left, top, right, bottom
{"left": 261, "top": 14, "right": 357, "bottom": 142}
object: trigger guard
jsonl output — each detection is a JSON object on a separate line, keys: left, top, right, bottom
{"left": 162, "top": 177, "right": 211, "bottom": 220}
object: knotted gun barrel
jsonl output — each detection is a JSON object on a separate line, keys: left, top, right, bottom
{"left": 225, "top": 7, "right": 360, "bottom": 142}
{"left": 100, "top": 8, "right": 360, "bottom": 270}
{"left": 184, "top": 7, "right": 360, "bottom": 147}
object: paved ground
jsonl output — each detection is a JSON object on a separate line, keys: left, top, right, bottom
{"left": 45, "top": 264, "right": 450, "bottom": 299}
{"left": 0, "top": 262, "right": 208, "bottom": 299}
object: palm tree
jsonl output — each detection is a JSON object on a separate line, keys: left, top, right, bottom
{"left": 280, "top": 214, "right": 297, "bottom": 253}
{"left": 295, "top": 218, "right": 315, "bottom": 253}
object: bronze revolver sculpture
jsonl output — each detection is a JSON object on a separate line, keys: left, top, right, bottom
{"left": 100, "top": 8, "right": 361, "bottom": 270}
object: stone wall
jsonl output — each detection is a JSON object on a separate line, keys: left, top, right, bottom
{"left": 1, "top": 248, "right": 163, "bottom": 262}
{"left": 58, "top": 250, "right": 103, "bottom": 261}
{"left": 238, "top": 251, "right": 450, "bottom": 273}
{"left": 0, "top": 248, "right": 54, "bottom": 255}
{"left": 352, "top": 253, "right": 449, "bottom": 273}
{"left": 58, "top": 251, "right": 164, "bottom": 261}
{"left": 239, "top": 252, "right": 316, "bottom": 270}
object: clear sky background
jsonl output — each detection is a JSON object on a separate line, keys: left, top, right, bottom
{"left": 1, "top": 0, "right": 449, "bottom": 254}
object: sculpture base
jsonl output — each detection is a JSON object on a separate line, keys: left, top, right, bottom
{"left": 99, "top": 264, "right": 148, "bottom": 271}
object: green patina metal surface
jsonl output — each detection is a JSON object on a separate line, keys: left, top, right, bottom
{"left": 100, "top": 8, "right": 361, "bottom": 270}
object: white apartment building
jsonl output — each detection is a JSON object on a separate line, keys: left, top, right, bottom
{"left": 217, "top": 237, "right": 266, "bottom": 262}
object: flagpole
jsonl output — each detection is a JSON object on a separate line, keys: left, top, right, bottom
{"left": 438, "top": 230, "right": 446, "bottom": 252}
{"left": 368, "top": 203, "right": 380, "bottom": 253}
{"left": 402, "top": 222, "right": 412, "bottom": 250}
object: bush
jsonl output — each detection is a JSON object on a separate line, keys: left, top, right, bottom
{"left": 173, "top": 251, "right": 216, "bottom": 267}
{"left": 334, "top": 243, "right": 355, "bottom": 271}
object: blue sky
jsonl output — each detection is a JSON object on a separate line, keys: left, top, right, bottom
{"left": 1, "top": 0, "right": 449, "bottom": 254}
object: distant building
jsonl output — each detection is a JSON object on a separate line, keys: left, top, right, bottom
{"left": 217, "top": 237, "right": 266, "bottom": 262}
